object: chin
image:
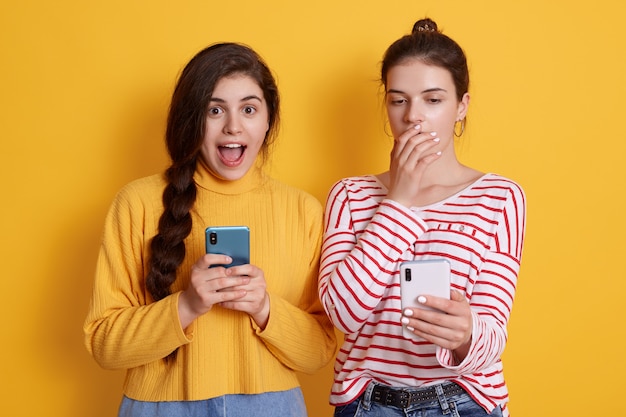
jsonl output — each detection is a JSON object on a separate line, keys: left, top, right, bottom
{"left": 219, "top": 164, "right": 253, "bottom": 181}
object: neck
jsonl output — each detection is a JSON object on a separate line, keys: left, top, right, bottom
{"left": 417, "top": 150, "right": 467, "bottom": 187}
{"left": 194, "top": 159, "right": 266, "bottom": 195}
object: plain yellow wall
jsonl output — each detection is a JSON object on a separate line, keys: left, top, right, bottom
{"left": 1, "top": 1, "right": 625, "bottom": 416}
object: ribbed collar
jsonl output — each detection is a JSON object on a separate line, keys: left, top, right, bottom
{"left": 194, "top": 158, "right": 267, "bottom": 195}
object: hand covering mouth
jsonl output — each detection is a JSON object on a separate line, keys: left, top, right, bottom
{"left": 218, "top": 143, "right": 246, "bottom": 163}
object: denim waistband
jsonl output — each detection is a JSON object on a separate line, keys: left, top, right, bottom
{"left": 363, "top": 382, "right": 466, "bottom": 411}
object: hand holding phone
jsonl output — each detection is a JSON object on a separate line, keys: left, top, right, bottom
{"left": 205, "top": 226, "right": 250, "bottom": 268}
{"left": 400, "top": 259, "right": 451, "bottom": 339}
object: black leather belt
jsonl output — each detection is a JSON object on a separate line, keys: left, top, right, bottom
{"left": 371, "top": 383, "right": 465, "bottom": 409}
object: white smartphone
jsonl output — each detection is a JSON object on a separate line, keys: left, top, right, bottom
{"left": 399, "top": 259, "right": 451, "bottom": 339}
{"left": 205, "top": 226, "right": 250, "bottom": 268}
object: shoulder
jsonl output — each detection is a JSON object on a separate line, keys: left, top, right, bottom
{"left": 330, "top": 175, "right": 383, "bottom": 193}
{"left": 265, "top": 177, "right": 323, "bottom": 213}
{"left": 477, "top": 173, "right": 526, "bottom": 197}
{"left": 326, "top": 175, "right": 386, "bottom": 202}
{"left": 119, "top": 173, "right": 165, "bottom": 194}
{"left": 100, "top": 173, "right": 166, "bottom": 233}
{"left": 335, "top": 174, "right": 382, "bottom": 189}
{"left": 111, "top": 173, "right": 166, "bottom": 210}
{"left": 472, "top": 174, "right": 527, "bottom": 216}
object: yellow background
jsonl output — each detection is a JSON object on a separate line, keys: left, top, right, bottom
{"left": 1, "top": 1, "right": 624, "bottom": 416}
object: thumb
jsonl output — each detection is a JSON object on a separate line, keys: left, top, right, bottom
{"left": 450, "top": 290, "right": 466, "bottom": 302}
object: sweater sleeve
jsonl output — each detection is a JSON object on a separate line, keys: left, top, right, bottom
{"left": 437, "top": 183, "right": 526, "bottom": 373}
{"left": 83, "top": 183, "right": 191, "bottom": 370}
{"left": 252, "top": 194, "right": 337, "bottom": 374}
{"left": 318, "top": 180, "right": 428, "bottom": 334}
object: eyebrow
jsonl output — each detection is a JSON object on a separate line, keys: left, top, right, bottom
{"left": 210, "top": 95, "right": 263, "bottom": 103}
{"left": 387, "top": 87, "right": 448, "bottom": 94}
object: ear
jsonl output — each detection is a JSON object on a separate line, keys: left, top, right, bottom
{"left": 456, "top": 92, "right": 470, "bottom": 120}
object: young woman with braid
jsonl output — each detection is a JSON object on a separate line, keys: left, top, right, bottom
{"left": 319, "top": 19, "right": 526, "bottom": 417}
{"left": 84, "top": 43, "right": 336, "bottom": 417}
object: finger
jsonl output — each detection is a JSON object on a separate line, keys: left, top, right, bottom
{"left": 195, "top": 254, "right": 233, "bottom": 269}
{"left": 402, "top": 134, "right": 441, "bottom": 167}
{"left": 402, "top": 313, "right": 446, "bottom": 338}
{"left": 393, "top": 125, "right": 423, "bottom": 152}
{"left": 221, "top": 288, "right": 268, "bottom": 315}
{"left": 395, "top": 124, "right": 422, "bottom": 144}
{"left": 226, "top": 264, "right": 254, "bottom": 277}
{"left": 413, "top": 294, "right": 450, "bottom": 313}
{"left": 405, "top": 305, "right": 447, "bottom": 328}
{"left": 183, "top": 279, "right": 248, "bottom": 313}
{"left": 398, "top": 127, "right": 440, "bottom": 151}
{"left": 414, "top": 318, "right": 470, "bottom": 350}
{"left": 420, "top": 291, "right": 466, "bottom": 311}
{"left": 404, "top": 311, "right": 462, "bottom": 342}
{"left": 411, "top": 327, "right": 458, "bottom": 349}
{"left": 415, "top": 149, "right": 442, "bottom": 167}
{"left": 211, "top": 276, "right": 251, "bottom": 292}
{"left": 391, "top": 125, "right": 423, "bottom": 160}
{"left": 213, "top": 288, "right": 248, "bottom": 304}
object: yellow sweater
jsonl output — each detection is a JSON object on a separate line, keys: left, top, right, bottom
{"left": 83, "top": 161, "right": 337, "bottom": 401}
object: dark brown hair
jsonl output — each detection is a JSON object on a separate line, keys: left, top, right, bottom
{"left": 381, "top": 18, "right": 469, "bottom": 101}
{"left": 146, "top": 43, "right": 280, "bottom": 303}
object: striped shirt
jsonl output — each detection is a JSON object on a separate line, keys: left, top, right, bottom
{"left": 319, "top": 173, "right": 526, "bottom": 415}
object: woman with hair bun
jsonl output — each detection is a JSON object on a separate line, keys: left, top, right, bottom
{"left": 84, "top": 42, "right": 336, "bottom": 417}
{"left": 319, "top": 18, "right": 526, "bottom": 416}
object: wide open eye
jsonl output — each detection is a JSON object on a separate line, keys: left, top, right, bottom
{"left": 242, "top": 105, "right": 257, "bottom": 115}
{"left": 207, "top": 106, "right": 224, "bottom": 117}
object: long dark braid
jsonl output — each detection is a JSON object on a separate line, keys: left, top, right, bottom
{"left": 145, "top": 43, "right": 281, "bottom": 305}
{"left": 146, "top": 161, "right": 197, "bottom": 301}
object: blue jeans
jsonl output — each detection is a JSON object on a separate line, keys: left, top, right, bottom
{"left": 119, "top": 388, "right": 307, "bottom": 417}
{"left": 334, "top": 383, "right": 502, "bottom": 417}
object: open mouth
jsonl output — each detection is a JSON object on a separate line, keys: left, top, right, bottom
{"left": 218, "top": 143, "right": 246, "bottom": 165}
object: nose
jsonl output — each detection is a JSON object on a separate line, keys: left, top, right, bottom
{"left": 223, "top": 114, "right": 242, "bottom": 135}
{"left": 404, "top": 101, "right": 424, "bottom": 125}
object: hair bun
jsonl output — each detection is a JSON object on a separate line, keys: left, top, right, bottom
{"left": 412, "top": 18, "right": 438, "bottom": 33}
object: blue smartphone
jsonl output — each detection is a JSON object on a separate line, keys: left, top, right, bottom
{"left": 205, "top": 226, "right": 250, "bottom": 268}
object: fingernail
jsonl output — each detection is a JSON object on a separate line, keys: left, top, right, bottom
{"left": 430, "top": 132, "right": 437, "bottom": 136}
{"left": 407, "top": 326, "right": 415, "bottom": 331}
{"left": 433, "top": 137, "right": 440, "bottom": 142}
{"left": 401, "top": 317, "right": 409, "bottom": 325}
{"left": 414, "top": 124, "right": 421, "bottom": 130}
{"left": 418, "top": 296, "right": 427, "bottom": 304}
{"left": 404, "top": 309, "right": 413, "bottom": 317}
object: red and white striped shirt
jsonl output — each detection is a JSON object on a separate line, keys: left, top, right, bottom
{"left": 319, "top": 173, "right": 526, "bottom": 415}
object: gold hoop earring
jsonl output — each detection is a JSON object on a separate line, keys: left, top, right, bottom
{"left": 454, "top": 119, "right": 465, "bottom": 138}
{"left": 383, "top": 120, "right": 393, "bottom": 138}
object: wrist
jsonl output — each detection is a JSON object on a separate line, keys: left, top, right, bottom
{"left": 177, "top": 291, "right": 200, "bottom": 330}
{"left": 252, "top": 293, "right": 270, "bottom": 330}
{"left": 452, "top": 337, "right": 472, "bottom": 363}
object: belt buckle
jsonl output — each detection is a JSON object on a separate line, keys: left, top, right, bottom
{"left": 389, "top": 389, "right": 411, "bottom": 408}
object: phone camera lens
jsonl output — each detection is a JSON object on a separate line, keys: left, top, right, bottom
{"left": 405, "top": 269, "right": 412, "bottom": 281}
{"left": 210, "top": 232, "right": 217, "bottom": 245}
